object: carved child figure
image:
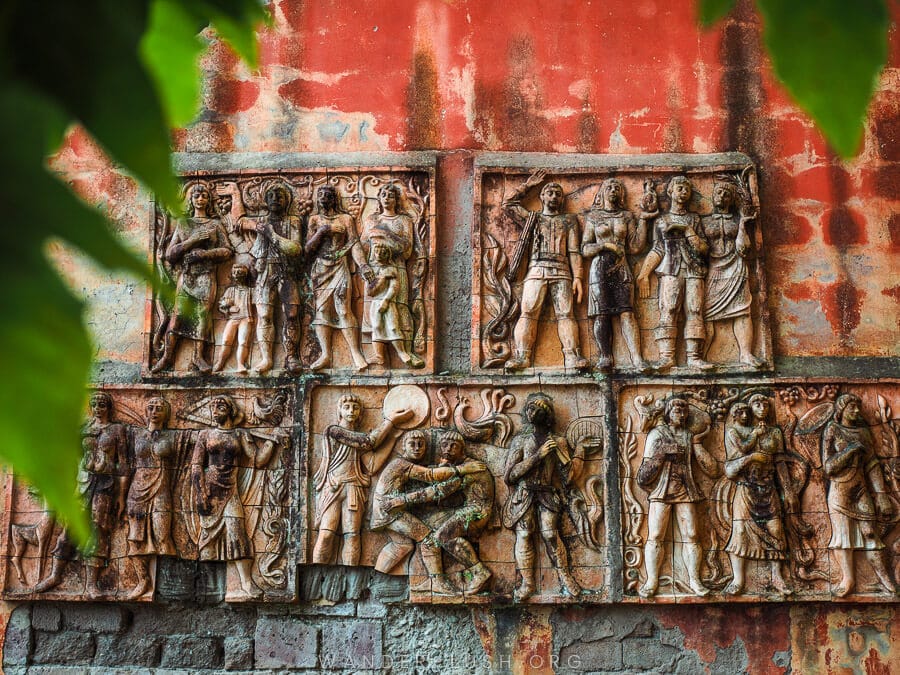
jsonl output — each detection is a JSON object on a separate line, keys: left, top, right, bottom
{"left": 636, "top": 176, "right": 713, "bottom": 371}
{"left": 503, "top": 170, "right": 588, "bottom": 371}
{"left": 636, "top": 397, "right": 717, "bottom": 598}
{"left": 366, "top": 240, "right": 421, "bottom": 368}
{"left": 213, "top": 263, "right": 255, "bottom": 373}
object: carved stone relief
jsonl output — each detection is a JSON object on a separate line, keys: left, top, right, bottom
{"left": 473, "top": 154, "right": 773, "bottom": 375}
{"left": 146, "top": 167, "right": 436, "bottom": 376}
{"left": 618, "top": 381, "right": 900, "bottom": 602}
{"left": 306, "top": 381, "right": 611, "bottom": 603}
{"left": 0, "top": 386, "right": 296, "bottom": 603}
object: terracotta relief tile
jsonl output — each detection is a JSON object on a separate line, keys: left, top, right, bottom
{"left": 473, "top": 153, "right": 773, "bottom": 377}
{"left": 0, "top": 386, "right": 297, "bottom": 603}
{"left": 617, "top": 379, "right": 900, "bottom": 603}
{"left": 145, "top": 164, "right": 437, "bottom": 378}
{"left": 305, "top": 379, "right": 613, "bottom": 604}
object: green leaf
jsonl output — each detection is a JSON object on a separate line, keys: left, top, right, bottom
{"left": 5, "top": 0, "right": 182, "bottom": 209}
{"left": 698, "top": 0, "right": 737, "bottom": 27}
{"left": 756, "top": 0, "right": 889, "bottom": 158}
{"left": 140, "top": 0, "right": 208, "bottom": 128}
{"left": 197, "top": 0, "right": 270, "bottom": 69}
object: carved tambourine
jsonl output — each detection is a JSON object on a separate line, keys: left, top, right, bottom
{"left": 383, "top": 385, "right": 431, "bottom": 429}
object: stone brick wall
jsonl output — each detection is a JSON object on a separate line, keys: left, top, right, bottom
{"left": 2, "top": 0, "right": 899, "bottom": 672}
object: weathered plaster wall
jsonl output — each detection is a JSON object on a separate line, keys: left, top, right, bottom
{"left": 4, "top": 0, "right": 899, "bottom": 672}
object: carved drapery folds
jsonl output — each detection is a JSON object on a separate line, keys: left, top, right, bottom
{"left": 0, "top": 153, "right": 892, "bottom": 606}
{"left": 618, "top": 382, "right": 900, "bottom": 602}
{"left": 474, "top": 154, "right": 773, "bottom": 374}
{"left": 147, "top": 167, "right": 436, "bottom": 376}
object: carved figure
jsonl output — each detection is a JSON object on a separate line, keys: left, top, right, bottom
{"left": 33, "top": 393, "right": 129, "bottom": 597}
{"left": 312, "top": 393, "right": 412, "bottom": 566}
{"left": 581, "top": 178, "right": 651, "bottom": 372}
{"left": 370, "top": 430, "right": 471, "bottom": 585}
{"left": 213, "top": 263, "right": 255, "bottom": 373}
{"left": 636, "top": 176, "right": 713, "bottom": 371}
{"left": 361, "top": 184, "right": 424, "bottom": 368}
{"left": 503, "top": 393, "right": 583, "bottom": 600}
{"left": 822, "top": 394, "right": 897, "bottom": 596}
{"left": 502, "top": 170, "right": 588, "bottom": 371}
{"left": 701, "top": 181, "right": 763, "bottom": 367}
{"left": 223, "top": 182, "right": 304, "bottom": 373}
{"left": 636, "top": 397, "right": 717, "bottom": 597}
{"left": 190, "top": 395, "right": 279, "bottom": 599}
{"left": 392, "top": 429, "right": 494, "bottom": 595}
{"left": 125, "top": 396, "right": 176, "bottom": 600}
{"left": 305, "top": 184, "right": 369, "bottom": 371}
{"left": 722, "top": 398, "right": 791, "bottom": 595}
{"left": 151, "top": 183, "right": 233, "bottom": 374}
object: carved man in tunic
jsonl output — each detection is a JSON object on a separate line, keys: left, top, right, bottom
{"left": 312, "top": 394, "right": 412, "bottom": 566}
{"left": 503, "top": 170, "right": 588, "bottom": 371}
{"left": 305, "top": 184, "right": 369, "bottom": 371}
{"left": 822, "top": 394, "right": 897, "bottom": 597}
{"left": 636, "top": 176, "right": 713, "bottom": 371}
{"left": 636, "top": 397, "right": 717, "bottom": 597}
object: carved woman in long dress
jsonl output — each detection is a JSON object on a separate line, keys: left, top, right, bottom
{"left": 125, "top": 397, "right": 176, "bottom": 599}
{"left": 723, "top": 397, "right": 791, "bottom": 595}
{"left": 152, "top": 183, "right": 232, "bottom": 374}
{"left": 360, "top": 184, "right": 424, "bottom": 368}
{"left": 701, "top": 181, "right": 763, "bottom": 367}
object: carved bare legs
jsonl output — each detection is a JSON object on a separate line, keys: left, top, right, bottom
{"left": 313, "top": 492, "right": 364, "bottom": 567}
{"left": 513, "top": 507, "right": 580, "bottom": 601}
{"left": 705, "top": 316, "right": 763, "bottom": 368}
{"left": 833, "top": 547, "right": 897, "bottom": 597}
{"left": 640, "top": 502, "right": 709, "bottom": 598}
{"left": 369, "top": 340, "right": 424, "bottom": 369}
{"left": 214, "top": 320, "right": 251, "bottom": 373}
{"left": 310, "top": 326, "right": 368, "bottom": 372}
{"left": 507, "top": 278, "right": 587, "bottom": 370}
{"left": 254, "top": 302, "right": 275, "bottom": 373}
{"left": 726, "top": 555, "right": 791, "bottom": 596}
{"left": 593, "top": 311, "right": 648, "bottom": 372}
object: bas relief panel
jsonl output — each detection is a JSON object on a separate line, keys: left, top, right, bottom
{"left": 618, "top": 381, "right": 900, "bottom": 602}
{"left": 474, "top": 155, "right": 773, "bottom": 376}
{"left": 305, "top": 382, "right": 612, "bottom": 604}
{"left": 0, "top": 386, "right": 297, "bottom": 603}
{"left": 145, "top": 167, "right": 436, "bottom": 377}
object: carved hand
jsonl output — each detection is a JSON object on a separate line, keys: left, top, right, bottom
{"left": 876, "top": 493, "right": 895, "bottom": 518}
{"left": 637, "top": 275, "right": 651, "bottom": 298}
{"left": 216, "top": 181, "right": 241, "bottom": 197}
{"left": 387, "top": 407, "right": 415, "bottom": 424}
{"left": 183, "top": 249, "right": 206, "bottom": 265}
{"left": 539, "top": 438, "right": 558, "bottom": 458}
{"left": 461, "top": 460, "right": 487, "bottom": 475}
{"left": 572, "top": 278, "right": 583, "bottom": 304}
{"left": 524, "top": 168, "right": 548, "bottom": 190}
{"left": 384, "top": 496, "right": 405, "bottom": 511}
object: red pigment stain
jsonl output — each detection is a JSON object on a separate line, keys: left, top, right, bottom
{"left": 863, "top": 647, "right": 891, "bottom": 675}
{"left": 883, "top": 286, "right": 900, "bottom": 301}
{"left": 822, "top": 279, "right": 864, "bottom": 340}
{"left": 656, "top": 605, "right": 790, "bottom": 672}
{"left": 208, "top": 78, "right": 260, "bottom": 115}
{"left": 824, "top": 206, "right": 867, "bottom": 247}
{"left": 886, "top": 214, "right": 900, "bottom": 251}
{"left": 763, "top": 207, "right": 814, "bottom": 246}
